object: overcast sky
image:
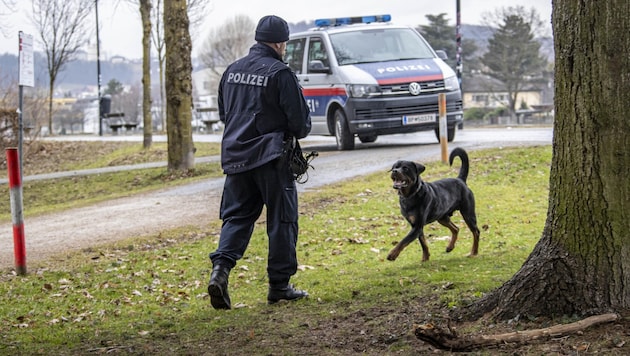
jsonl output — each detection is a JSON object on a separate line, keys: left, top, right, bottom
{"left": 0, "top": 0, "right": 552, "bottom": 60}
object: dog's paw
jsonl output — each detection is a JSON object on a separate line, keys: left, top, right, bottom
{"left": 466, "top": 252, "right": 478, "bottom": 258}
{"left": 445, "top": 246, "right": 454, "bottom": 253}
{"left": 386, "top": 252, "right": 398, "bottom": 261}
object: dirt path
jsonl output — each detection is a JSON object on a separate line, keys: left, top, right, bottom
{"left": 0, "top": 146, "right": 410, "bottom": 268}
{"left": 0, "top": 177, "right": 225, "bottom": 268}
{"left": 0, "top": 146, "right": 423, "bottom": 269}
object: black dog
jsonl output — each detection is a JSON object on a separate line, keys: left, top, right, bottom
{"left": 387, "top": 147, "right": 480, "bottom": 262}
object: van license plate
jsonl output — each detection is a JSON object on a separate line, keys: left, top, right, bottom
{"left": 402, "top": 114, "right": 436, "bottom": 125}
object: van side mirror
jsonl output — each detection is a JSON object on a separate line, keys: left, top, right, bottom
{"left": 435, "top": 50, "right": 448, "bottom": 60}
{"left": 308, "top": 60, "right": 331, "bottom": 74}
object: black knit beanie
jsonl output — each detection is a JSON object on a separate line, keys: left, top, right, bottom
{"left": 255, "top": 15, "right": 290, "bottom": 43}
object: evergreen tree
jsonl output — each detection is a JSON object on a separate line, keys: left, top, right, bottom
{"left": 419, "top": 14, "right": 454, "bottom": 60}
{"left": 417, "top": 14, "right": 479, "bottom": 74}
{"left": 103, "top": 79, "right": 124, "bottom": 96}
{"left": 480, "top": 11, "right": 546, "bottom": 119}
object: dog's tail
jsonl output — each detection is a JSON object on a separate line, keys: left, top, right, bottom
{"left": 449, "top": 147, "right": 469, "bottom": 183}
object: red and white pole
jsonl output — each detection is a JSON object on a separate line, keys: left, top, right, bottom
{"left": 6, "top": 148, "right": 26, "bottom": 275}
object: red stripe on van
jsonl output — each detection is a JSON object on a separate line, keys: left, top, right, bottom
{"left": 377, "top": 74, "right": 443, "bottom": 85}
{"left": 302, "top": 87, "right": 347, "bottom": 96}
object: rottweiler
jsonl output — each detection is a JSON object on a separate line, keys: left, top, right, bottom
{"left": 387, "top": 147, "right": 480, "bottom": 262}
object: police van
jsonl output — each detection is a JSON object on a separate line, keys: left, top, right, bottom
{"left": 285, "top": 15, "right": 463, "bottom": 150}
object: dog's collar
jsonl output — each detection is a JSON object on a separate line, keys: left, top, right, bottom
{"left": 400, "top": 181, "right": 424, "bottom": 199}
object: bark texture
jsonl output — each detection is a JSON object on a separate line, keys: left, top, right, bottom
{"left": 463, "top": 0, "right": 630, "bottom": 320}
{"left": 164, "top": 0, "right": 195, "bottom": 171}
{"left": 140, "top": 0, "right": 152, "bottom": 149}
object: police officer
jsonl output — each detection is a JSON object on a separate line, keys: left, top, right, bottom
{"left": 208, "top": 15, "right": 312, "bottom": 310}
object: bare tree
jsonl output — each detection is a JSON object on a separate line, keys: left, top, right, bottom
{"left": 139, "top": 0, "right": 152, "bottom": 148}
{"left": 117, "top": 0, "right": 152, "bottom": 147}
{"left": 30, "top": 0, "right": 92, "bottom": 135}
{"left": 0, "top": 72, "right": 21, "bottom": 149}
{"left": 463, "top": 0, "right": 630, "bottom": 321}
{"left": 150, "top": 0, "right": 209, "bottom": 132}
{"left": 199, "top": 14, "right": 255, "bottom": 76}
{"left": 150, "top": 0, "right": 164, "bottom": 132}
{"left": 115, "top": 82, "right": 142, "bottom": 124}
{"left": 164, "top": 0, "right": 194, "bottom": 171}
{"left": 55, "top": 107, "right": 84, "bottom": 134}
{"left": 151, "top": 0, "right": 209, "bottom": 132}
{"left": 120, "top": 0, "right": 207, "bottom": 149}
{"left": 0, "top": 72, "right": 49, "bottom": 154}
{"left": 0, "top": 0, "right": 17, "bottom": 36}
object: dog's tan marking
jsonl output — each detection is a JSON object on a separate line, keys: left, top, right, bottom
{"left": 438, "top": 218, "right": 460, "bottom": 252}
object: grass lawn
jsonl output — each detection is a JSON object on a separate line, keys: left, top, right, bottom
{"left": 0, "top": 145, "right": 562, "bottom": 355}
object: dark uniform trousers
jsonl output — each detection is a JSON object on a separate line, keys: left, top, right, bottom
{"left": 210, "top": 159, "right": 298, "bottom": 286}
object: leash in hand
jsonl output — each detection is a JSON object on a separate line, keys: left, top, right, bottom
{"left": 294, "top": 150, "right": 318, "bottom": 184}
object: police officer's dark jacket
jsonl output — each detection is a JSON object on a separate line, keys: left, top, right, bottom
{"left": 218, "top": 43, "right": 311, "bottom": 174}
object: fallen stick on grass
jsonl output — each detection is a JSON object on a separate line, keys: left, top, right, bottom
{"left": 414, "top": 313, "right": 619, "bottom": 352}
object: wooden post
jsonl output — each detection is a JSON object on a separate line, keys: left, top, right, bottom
{"left": 438, "top": 93, "right": 448, "bottom": 163}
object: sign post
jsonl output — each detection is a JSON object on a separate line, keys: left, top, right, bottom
{"left": 18, "top": 31, "right": 34, "bottom": 173}
{"left": 14, "top": 31, "right": 34, "bottom": 275}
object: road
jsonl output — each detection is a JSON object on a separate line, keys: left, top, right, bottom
{"left": 0, "top": 127, "right": 552, "bottom": 269}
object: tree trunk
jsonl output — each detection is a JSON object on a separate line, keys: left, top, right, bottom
{"left": 159, "top": 56, "right": 166, "bottom": 134}
{"left": 47, "top": 81, "right": 54, "bottom": 135}
{"left": 140, "top": 0, "right": 152, "bottom": 149}
{"left": 151, "top": 0, "right": 166, "bottom": 133}
{"left": 164, "top": 0, "right": 194, "bottom": 171}
{"left": 462, "top": 0, "right": 630, "bottom": 321}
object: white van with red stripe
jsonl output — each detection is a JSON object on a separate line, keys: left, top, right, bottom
{"left": 285, "top": 15, "right": 463, "bottom": 150}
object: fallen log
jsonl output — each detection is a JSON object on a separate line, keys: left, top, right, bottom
{"left": 414, "top": 313, "right": 618, "bottom": 352}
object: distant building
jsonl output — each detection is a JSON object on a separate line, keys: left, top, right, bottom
{"left": 110, "top": 55, "right": 128, "bottom": 64}
{"left": 84, "top": 39, "right": 117, "bottom": 61}
{"left": 461, "top": 73, "right": 552, "bottom": 110}
{"left": 74, "top": 49, "right": 89, "bottom": 61}
{"left": 192, "top": 68, "right": 224, "bottom": 132}
{"left": 192, "top": 67, "right": 223, "bottom": 106}
{"left": 51, "top": 97, "right": 100, "bottom": 134}
{"left": 461, "top": 73, "right": 554, "bottom": 125}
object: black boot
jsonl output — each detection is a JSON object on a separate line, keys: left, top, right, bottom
{"left": 268, "top": 284, "right": 308, "bottom": 304}
{"left": 208, "top": 265, "right": 231, "bottom": 310}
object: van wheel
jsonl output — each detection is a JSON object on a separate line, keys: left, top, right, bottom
{"left": 434, "top": 126, "right": 456, "bottom": 142}
{"left": 358, "top": 135, "right": 377, "bottom": 143}
{"left": 334, "top": 109, "right": 354, "bottom": 150}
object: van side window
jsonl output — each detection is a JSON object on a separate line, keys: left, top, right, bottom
{"left": 307, "top": 37, "right": 329, "bottom": 73}
{"left": 285, "top": 38, "right": 306, "bottom": 74}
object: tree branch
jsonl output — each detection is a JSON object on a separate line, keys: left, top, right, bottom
{"left": 414, "top": 313, "right": 619, "bottom": 352}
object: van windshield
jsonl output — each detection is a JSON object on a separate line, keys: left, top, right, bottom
{"left": 329, "top": 28, "right": 435, "bottom": 65}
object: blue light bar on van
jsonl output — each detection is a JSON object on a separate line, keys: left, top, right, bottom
{"left": 315, "top": 14, "right": 391, "bottom": 27}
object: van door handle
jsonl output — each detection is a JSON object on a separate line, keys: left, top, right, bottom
{"left": 302, "top": 77, "right": 309, "bottom": 82}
